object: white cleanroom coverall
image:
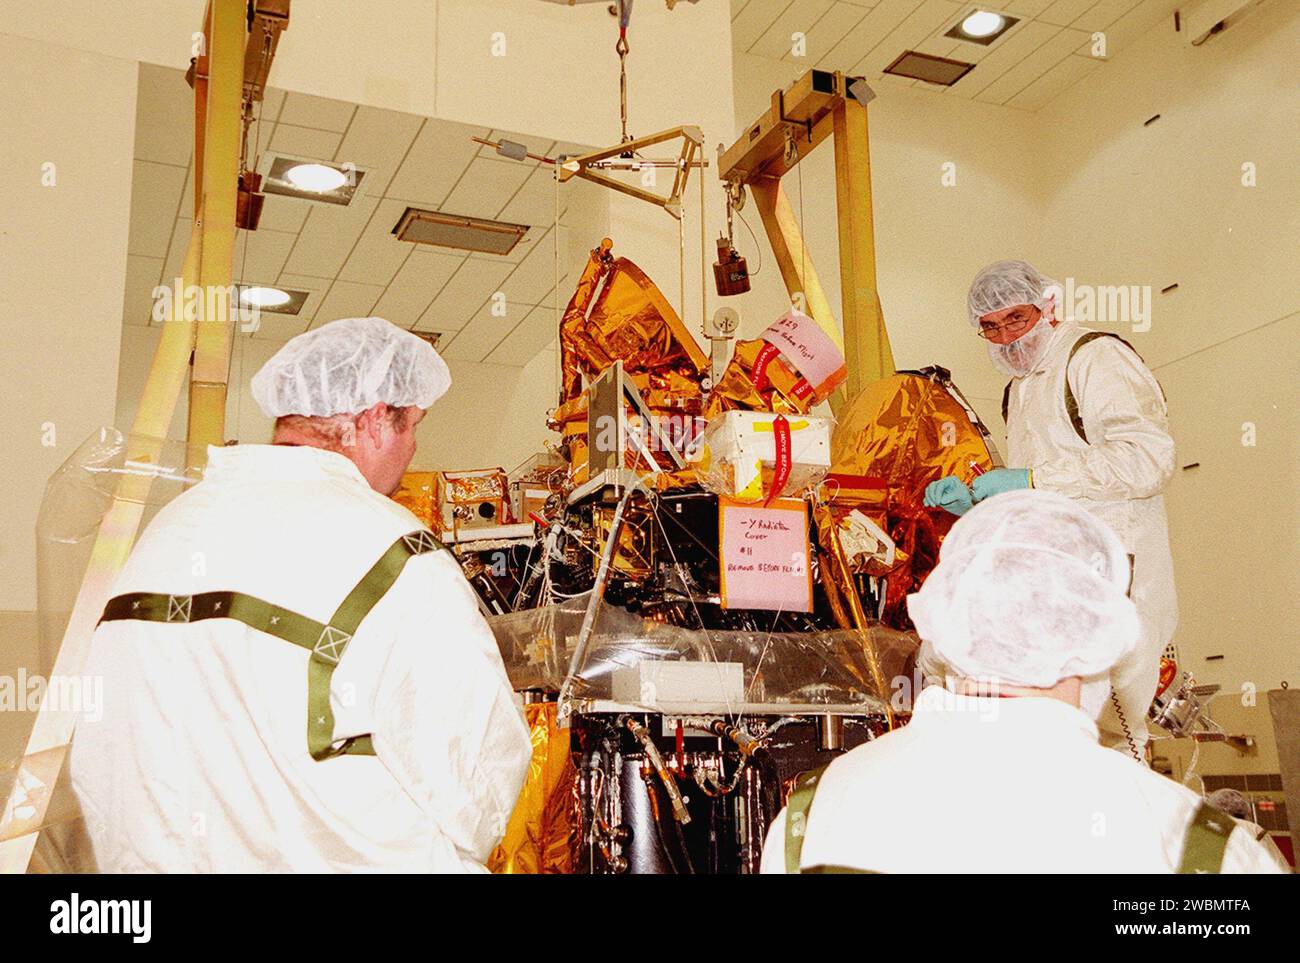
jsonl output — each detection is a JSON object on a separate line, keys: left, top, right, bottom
{"left": 761, "top": 686, "right": 1284, "bottom": 874}
{"left": 1004, "top": 321, "right": 1177, "bottom": 754}
{"left": 71, "top": 444, "right": 532, "bottom": 872}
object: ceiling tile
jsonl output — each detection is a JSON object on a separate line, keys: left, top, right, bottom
{"left": 372, "top": 249, "right": 466, "bottom": 328}
{"left": 128, "top": 160, "right": 188, "bottom": 258}
{"left": 1089, "top": 0, "right": 1179, "bottom": 56}
{"left": 416, "top": 258, "right": 515, "bottom": 334}
{"left": 252, "top": 113, "right": 278, "bottom": 158}
{"left": 1038, "top": 0, "right": 1097, "bottom": 26}
{"left": 974, "top": 25, "right": 1088, "bottom": 104}
{"left": 484, "top": 305, "right": 560, "bottom": 366}
{"left": 1004, "top": 51, "right": 1100, "bottom": 109}
{"left": 312, "top": 280, "right": 384, "bottom": 326}
{"left": 440, "top": 157, "right": 534, "bottom": 221}
{"left": 783, "top": 2, "right": 872, "bottom": 64}
{"left": 134, "top": 64, "right": 194, "bottom": 166}
{"left": 733, "top": 0, "right": 793, "bottom": 52}
{"left": 159, "top": 218, "right": 193, "bottom": 292}
{"left": 1003, "top": 0, "right": 1055, "bottom": 14}
{"left": 275, "top": 273, "right": 332, "bottom": 323}
{"left": 386, "top": 118, "right": 490, "bottom": 207}
{"left": 334, "top": 105, "right": 424, "bottom": 197}
{"left": 498, "top": 232, "right": 566, "bottom": 306}
{"left": 440, "top": 297, "right": 547, "bottom": 362}
{"left": 232, "top": 229, "right": 298, "bottom": 287}
{"left": 123, "top": 255, "right": 164, "bottom": 326}
{"left": 1071, "top": 0, "right": 1142, "bottom": 31}
{"left": 749, "top": 0, "right": 836, "bottom": 60}
{"left": 945, "top": 19, "right": 1058, "bottom": 98}
{"left": 280, "top": 193, "right": 381, "bottom": 278}
{"left": 277, "top": 91, "right": 356, "bottom": 133}
{"left": 267, "top": 123, "right": 344, "bottom": 162}
{"left": 246, "top": 312, "right": 311, "bottom": 342}
{"left": 496, "top": 165, "right": 561, "bottom": 227}
{"left": 257, "top": 86, "right": 287, "bottom": 122}
{"left": 817, "top": 0, "right": 922, "bottom": 72}
{"left": 254, "top": 195, "right": 311, "bottom": 233}
{"left": 855, "top": 0, "right": 966, "bottom": 76}
{"left": 339, "top": 198, "right": 417, "bottom": 285}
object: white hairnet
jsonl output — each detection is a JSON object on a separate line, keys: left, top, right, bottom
{"left": 968, "top": 259, "right": 1061, "bottom": 325}
{"left": 1205, "top": 789, "right": 1250, "bottom": 819}
{"left": 906, "top": 490, "right": 1139, "bottom": 689}
{"left": 251, "top": 316, "right": 451, "bottom": 418}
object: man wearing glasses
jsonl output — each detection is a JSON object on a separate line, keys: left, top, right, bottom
{"left": 923, "top": 260, "right": 1177, "bottom": 760}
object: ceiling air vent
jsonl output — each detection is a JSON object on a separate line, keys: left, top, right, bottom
{"left": 884, "top": 51, "right": 976, "bottom": 87}
{"left": 392, "top": 208, "right": 529, "bottom": 256}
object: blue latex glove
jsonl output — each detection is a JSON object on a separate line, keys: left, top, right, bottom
{"left": 924, "top": 476, "right": 974, "bottom": 516}
{"left": 971, "top": 468, "right": 1032, "bottom": 502}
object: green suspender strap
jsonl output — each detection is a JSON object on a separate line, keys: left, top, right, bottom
{"left": 98, "top": 529, "right": 445, "bottom": 761}
{"left": 1001, "top": 331, "right": 1158, "bottom": 444}
{"left": 1177, "top": 803, "right": 1233, "bottom": 874}
{"left": 783, "top": 765, "right": 876, "bottom": 875}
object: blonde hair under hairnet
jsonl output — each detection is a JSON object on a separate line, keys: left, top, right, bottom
{"left": 252, "top": 316, "right": 451, "bottom": 418}
{"left": 968, "top": 259, "right": 1062, "bottom": 326}
{"left": 906, "top": 490, "right": 1139, "bottom": 689}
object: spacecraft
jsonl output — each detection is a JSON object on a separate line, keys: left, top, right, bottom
{"left": 392, "top": 238, "right": 1002, "bottom": 874}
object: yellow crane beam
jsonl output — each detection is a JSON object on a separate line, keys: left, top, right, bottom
{"left": 0, "top": 0, "right": 263, "bottom": 873}
{"left": 719, "top": 69, "right": 894, "bottom": 411}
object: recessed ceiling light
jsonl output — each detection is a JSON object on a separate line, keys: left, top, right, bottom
{"left": 262, "top": 155, "right": 365, "bottom": 205}
{"left": 240, "top": 285, "right": 291, "bottom": 308}
{"left": 944, "top": 9, "right": 1019, "bottom": 45}
{"left": 285, "top": 163, "right": 348, "bottom": 192}
{"left": 236, "top": 285, "right": 310, "bottom": 316}
{"left": 962, "top": 11, "right": 1003, "bottom": 37}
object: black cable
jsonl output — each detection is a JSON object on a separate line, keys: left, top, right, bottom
{"left": 1110, "top": 689, "right": 1142, "bottom": 763}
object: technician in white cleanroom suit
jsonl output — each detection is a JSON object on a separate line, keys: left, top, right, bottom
{"left": 71, "top": 316, "right": 532, "bottom": 872}
{"left": 762, "top": 491, "right": 1282, "bottom": 874}
{"left": 923, "top": 260, "right": 1177, "bottom": 758}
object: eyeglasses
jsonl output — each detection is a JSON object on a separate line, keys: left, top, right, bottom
{"left": 977, "top": 308, "right": 1039, "bottom": 340}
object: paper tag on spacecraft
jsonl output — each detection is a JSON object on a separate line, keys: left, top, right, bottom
{"left": 760, "top": 309, "right": 848, "bottom": 401}
{"left": 718, "top": 498, "right": 813, "bottom": 613}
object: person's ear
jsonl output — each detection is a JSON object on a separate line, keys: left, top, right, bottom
{"left": 358, "top": 402, "right": 388, "bottom": 449}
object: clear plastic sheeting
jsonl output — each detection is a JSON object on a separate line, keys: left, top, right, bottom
{"left": 34, "top": 428, "right": 204, "bottom": 676}
{"left": 1, "top": 428, "right": 204, "bottom": 873}
{"left": 486, "top": 594, "right": 592, "bottom": 694}
{"left": 1, "top": 429, "right": 204, "bottom": 872}
{"left": 486, "top": 593, "right": 918, "bottom": 718}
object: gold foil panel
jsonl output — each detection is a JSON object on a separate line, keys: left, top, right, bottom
{"left": 823, "top": 372, "right": 995, "bottom": 626}
{"left": 489, "top": 700, "right": 576, "bottom": 875}
{"left": 558, "top": 238, "right": 709, "bottom": 407}
{"left": 391, "top": 471, "right": 439, "bottom": 529}
{"left": 703, "top": 338, "right": 819, "bottom": 418}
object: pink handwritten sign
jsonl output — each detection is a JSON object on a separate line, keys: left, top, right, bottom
{"left": 760, "top": 309, "right": 848, "bottom": 399}
{"left": 718, "top": 498, "right": 813, "bottom": 613}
